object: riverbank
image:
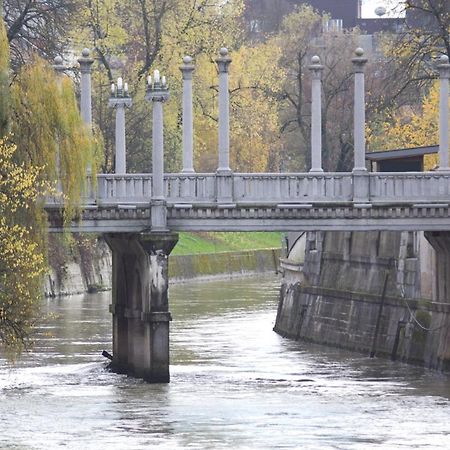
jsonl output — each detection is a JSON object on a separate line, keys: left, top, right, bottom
{"left": 274, "top": 231, "right": 450, "bottom": 372}
{"left": 45, "top": 232, "right": 282, "bottom": 296}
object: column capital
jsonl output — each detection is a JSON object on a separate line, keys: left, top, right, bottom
{"left": 108, "top": 97, "right": 133, "bottom": 109}
{"left": 180, "top": 55, "right": 195, "bottom": 80}
{"left": 145, "top": 88, "right": 170, "bottom": 103}
{"left": 352, "top": 48, "right": 368, "bottom": 73}
{"left": 437, "top": 55, "right": 450, "bottom": 79}
{"left": 308, "top": 55, "right": 324, "bottom": 79}
{"left": 216, "top": 47, "right": 232, "bottom": 73}
{"left": 78, "top": 48, "right": 94, "bottom": 74}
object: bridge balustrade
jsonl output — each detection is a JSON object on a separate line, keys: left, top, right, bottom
{"left": 233, "top": 173, "right": 354, "bottom": 204}
{"left": 96, "top": 174, "right": 153, "bottom": 204}
{"left": 369, "top": 173, "right": 450, "bottom": 204}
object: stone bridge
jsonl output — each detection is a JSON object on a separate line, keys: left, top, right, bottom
{"left": 45, "top": 48, "right": 450, "bottom": 383}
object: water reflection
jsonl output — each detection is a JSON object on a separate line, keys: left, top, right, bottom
{"left": 1, "top": 276, "right": 450, "bottom": 449}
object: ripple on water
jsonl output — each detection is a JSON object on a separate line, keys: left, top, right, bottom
{"left": 1, "top": 276, "right": 450, "bottom": 449}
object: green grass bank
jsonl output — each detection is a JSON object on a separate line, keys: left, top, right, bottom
{"left": 169, "top": 232, "right": 282, "bottom": 281}
{"left": 171, "top": 232, "right": 282, "bottom": 255}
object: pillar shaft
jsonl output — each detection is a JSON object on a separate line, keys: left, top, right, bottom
{"left": 437, "top": 56, "right": 450, "bottom": 171}
{"left": 52, "top": 58, "right": 65, "bottom": 195}
{"left": 352, "top": 49, "right": 368, "bottom": 173}
{"left": 152, "top": 100, "right": 164, "bottom": 200}
{"left": 115, "top": 105, "right": 126, "bottom": 173}
{"left": 78, "top": 49, "right": 94, "bottom": 126}
{"left": 181, "top": 57, "right": 195, "bottom": 173}
{"left": 216, "top": 48, "right": 232, "bottom": 173}
{"left": 309, "top": 57, "right": 324, "bottom": 173}
{"left": 146, "top": 85, "right": 169, "bottom": 231}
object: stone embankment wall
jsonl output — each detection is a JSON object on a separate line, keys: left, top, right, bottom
{"left": 45, "top": 238, "right": 112, "bottom": 297}
{"left": 170, "top": 248, "right": 280, "bottom": 281}
{"left": 45, "top": 239, "right": 280, "bottom": 296}
{"left": 274, "top": 231, "right": 450, "bottom": 371}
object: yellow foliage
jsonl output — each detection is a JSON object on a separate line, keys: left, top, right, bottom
{"left": 367, "top": 81, "right": 448, "bottom": 170}
{"left": 10, "top": 58, "right": 101, "bottom": 222}
{"left": 0, "top": 138, "right": 48, "bottom": 357}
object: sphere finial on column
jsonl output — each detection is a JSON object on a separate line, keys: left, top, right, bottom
{"left": 437, "top": 54, "right": 450, "bottom": 79}
{"left": 352, "top": 48, "right": 368, "bottom": 72}
{"left": 216, "top": 47, "right": 232, "bottom": 73}
{"left": 180, "top": 55, "right": 195, "bottom": 80}
{"left": 78, "top": 48, "right": 94, "bottom": 73}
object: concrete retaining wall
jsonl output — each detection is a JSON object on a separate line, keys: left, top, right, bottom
{"left": 275, "top": 231, "right": 450, "bottom": 371}
{"left": 170, "top": 248, "right": 280, "bottom": 281}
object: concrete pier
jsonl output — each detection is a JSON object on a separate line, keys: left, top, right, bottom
{"left": 105, "top": 232, "right": 178, "bottom": 382}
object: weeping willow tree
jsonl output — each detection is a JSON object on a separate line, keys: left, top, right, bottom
{"left": 0, "top": 3, "right": 8, "bottom": 135}
{"left": 10, "top": 58, "right": 102, "bottom": 221}
{"left": 0, "top": 12, "right": 101, "bottom": 356}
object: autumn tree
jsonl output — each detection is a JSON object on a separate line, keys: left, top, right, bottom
{"left": 0, "top": 13, "right": 99, "bottom": 356}
{"left": 0, "top": 138, "right": 48, "bottom": 356}
{"left": 2, "top": 0, "right": 81, "bottom": 68}
{"left": 268, "top": 5, "right": 362, "bottom": 171}
{"left": 367, "top": 80, "right": 449, "bottom": 169}
{"left": 68, "top": 0, "right": 283, "bottom": 173}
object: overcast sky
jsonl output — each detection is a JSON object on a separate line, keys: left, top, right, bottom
{"left": 361, "top": 0, "right": 405, "bottom": 18}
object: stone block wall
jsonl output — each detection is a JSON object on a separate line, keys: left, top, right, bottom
{"left": 275, "top": 231, "right": 450, "bottom": 371}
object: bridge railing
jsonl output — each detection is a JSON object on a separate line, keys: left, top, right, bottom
{"left": 369, "top": 172, "right": 450, "bottom": 204}
{"left": 233, "top": 173, "right": 353, "bottom": 204}
{"left": 89, "top": 172, "right": 360, "bottom": 205}
{"left": 165, "top": 174, "right": 216, "bottom": 203}
{"left": 57, "top": 171, "right": 450, "bottom": 208}
{"left": 96, "top": 174, "right": 152, "bottom": 204}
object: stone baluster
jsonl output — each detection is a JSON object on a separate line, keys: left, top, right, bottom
{"left": 216, "top": 48, "right": 232, "bottom": 174}
{"left": 146, "top": 70, "right": 170, "bottom": 230}
{"left": 437, "top": 55, "right": 450, "bottom": 171}
{"left": 180, "top": 56, "right": 195, "bottom": 173}
{"left": 52, "top": 56, "right": 65, "bottom": 197}
{"left": 352, "top": 48, "right": 368, "bottom": 173}
{"left": 309, "top": 55, "right": 324, "bottom": 173}
{"left": 109, "top": 77, "right": 132, "bottom": 175}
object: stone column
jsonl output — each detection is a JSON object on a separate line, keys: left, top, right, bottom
{"left": 105, "top": 232, "right": 178, "bottom": 382}
{"left": 78, "top": 48, "right": 94, "bottom": 196}
{"left": 180, "top": 56, "right": 195, "bottom": 173}
{"left": 351, "top": 48, "right": 369, "bottom": 204}
{"left": 52, "top": 56, "right": 65, "bottom": 196}
{"left": 309, "top": 55, "right": 324, "bottom": 173}
{"left": 77, "top": 48, "right": 94, "bottom": 126}
{"left": 146, "top": 75, "right": 170, "bottom": 230}
{"left": 352, "top": 48, "right": 368, "bottom": 173}
{"left": 109, "top": 81, "right": 132, "bottom": 175}
{"left": 437, "top": 55, "right": 450, "bottom": 171}
{"left": 216, "top": 48, "right": 232, "bottom": 174}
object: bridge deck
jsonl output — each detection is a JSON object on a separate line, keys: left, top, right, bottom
{"left": 45, "top": 171, "right": 450, "bottom": 232}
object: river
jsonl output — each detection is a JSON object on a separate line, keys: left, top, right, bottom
{"left": 1, "top": 275, "right": 450, "bottom": 449}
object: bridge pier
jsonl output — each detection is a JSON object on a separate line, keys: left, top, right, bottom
{"left": 105, "top": 232, "right": 178, "bottom": 382}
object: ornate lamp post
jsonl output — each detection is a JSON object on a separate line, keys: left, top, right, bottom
{"left": 145, "top": 70, "right": 170, "bottom": 230}
{"left": 109, "top": 77, "right": 132, "bottom": 175}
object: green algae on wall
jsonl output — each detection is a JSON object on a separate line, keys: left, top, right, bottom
{"left": 169, "top": 248, "right": 281, "bottom": 281}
